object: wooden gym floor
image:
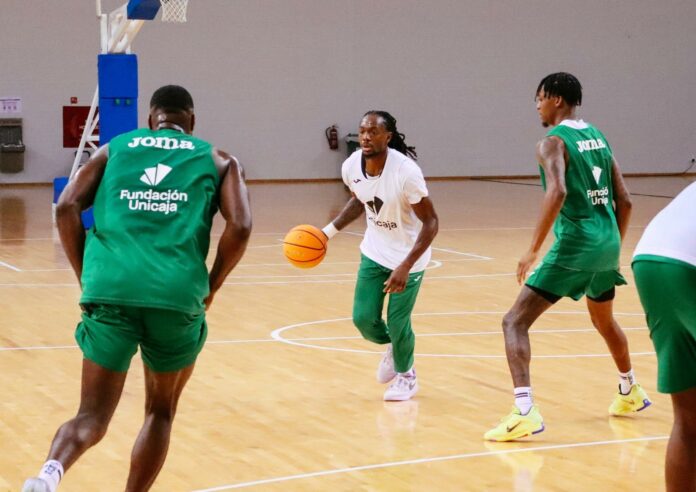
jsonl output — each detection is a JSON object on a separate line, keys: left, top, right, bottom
{"left": 0, "top": 176, "right": 693, "bottom": 491}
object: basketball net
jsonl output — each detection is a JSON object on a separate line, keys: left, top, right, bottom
{"left": 160, "top": 0, "right": 188, "bottom": 22}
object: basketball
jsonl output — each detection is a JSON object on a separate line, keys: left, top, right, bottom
{"left": 283, "top": 225, "right": 327, "bottom": 268}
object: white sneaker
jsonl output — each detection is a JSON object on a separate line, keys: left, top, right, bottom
{"left": 384, "top": 369, "right": 418, "bottom": 401}
{"left": 376, "top": 344, "right": 396, "bottom": 384}
{"left": 22, "top": 478, "right": 50, "bottom": 492}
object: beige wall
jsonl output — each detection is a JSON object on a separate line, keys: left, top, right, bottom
{"left": 1, "top": 0, "right": 694, "bottom": 183}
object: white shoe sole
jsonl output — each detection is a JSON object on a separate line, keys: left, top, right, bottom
{"left": 22, "top": 478, "right": 50, "bottom": 492}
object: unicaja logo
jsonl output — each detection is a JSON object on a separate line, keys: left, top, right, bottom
{"left": 120, "top": 163, "right": 188, "bottom": 216}
{"left": 591, "top": 166, "right": 602, "bottom": 185}
{"left": 140, "top": 163, "right": 172, "bottom": 186}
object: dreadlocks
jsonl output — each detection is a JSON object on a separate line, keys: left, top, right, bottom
{"left": 536, "top": 72, "right": 582, "bottom": 107}
{"left": 363, "top": 110, "right": 417, "bottom": 161}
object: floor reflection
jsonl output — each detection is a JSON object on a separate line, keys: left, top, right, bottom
{"left": 0, "top": 195, "right": 26, "bottom": 242}
{"left": 375, "top": 400, "right": 420, "bottom": 453}
{"left": 483, "top": 441, "right": 545, "bottom": 492}
{"left": 608, "top": 418, "right": 650, "bottom": 475}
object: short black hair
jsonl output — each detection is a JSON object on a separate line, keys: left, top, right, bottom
{"left": 150, "top": 85, "right": 194, "bottom": 112}
{"left": 536, "top": 72, "right": 582, "bottom": 106}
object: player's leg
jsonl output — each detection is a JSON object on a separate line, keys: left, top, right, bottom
{"left": 382, "top": 271, "right": 424, "bottom": 401}
{"left": 125, "top": 363, "right": 195, "bottom": 492}
{"left": 24, "top": 304, "right": 139, "bottom": 492}
{"left": 586, "top": 292, "right": 631, "bottom": 372}
{"left": 633, "top": 259, "right": 696, "bottom": 490}
{"left": 587, "top": 275, "right": 651, "bottom": 415}
{"left": 502, "top": 286, "right": 555, "bottom": 388}
{"left": 23, "top": 360, "right": 128, "bottom": 492}
{"left": 484, "top": 286, "right": 554, "bottom": 441}
{"left": 352, "top": 254, "right": 390, "bottom": 344}
{"left": 352, "top": 255, "right": 394, "bottom": 383}
{"left": 667, "top": 388, "right": 696, "bottom": 492}
{"left": 125, "top": 307, "right": 206, "bottom": 491}
{"left": 47, "top": 360, "right": 127, "bottom": 467}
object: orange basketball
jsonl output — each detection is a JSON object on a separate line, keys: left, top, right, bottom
{"left": 283, "top": 224, "right": 328, "bottom": 268}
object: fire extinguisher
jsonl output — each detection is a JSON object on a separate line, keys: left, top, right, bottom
{"left": 325, "top": 125, "right": 338, "bottom": 150}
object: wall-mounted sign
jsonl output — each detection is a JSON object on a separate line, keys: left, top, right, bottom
{"left": 0, "top": 97, "right": 21, "bottom": 114}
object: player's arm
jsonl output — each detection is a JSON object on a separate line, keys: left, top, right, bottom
{"left": 55, "top": 145, "right": 109, "bottom": 287}
{"left": 206, "top": 150, "right": 252, "bottom": 310}
{"left": 321, "top": 195, "right": 364, "bottom": 239}
{"left": 610, "top": 156, "right": 632, "bottom": 242}
{"left": 517, "top": 136, "right": 568, "bottom": 285}
{"left": 384, "top": 197, "right": 439, "bottom": 294}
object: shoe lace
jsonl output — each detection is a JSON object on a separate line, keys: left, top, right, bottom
{"left": 390, "top": 374, "right": 413, "bottom": 391}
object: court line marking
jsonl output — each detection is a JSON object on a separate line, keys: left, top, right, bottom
{"left": 0, "top": 312, "right": 646, "bottom": 352}
{"left": 0, "top": 258, "right": 485, "bottom": 272}
{"left": 0, "top": 223, "right": 656, "bottom": 243}
{"left": 1, "top": 260, "right": 452, "bottom": 274}
{"left": 341, "top": 231, "right": 492, "bottom": 260}
{"left": 0, "top": 272, "right": 513, "bottom": 288}
{"left": 0, "top": 260, "right": 22, "bottom": 271}
{"left": 192, "top": 435, "right": 669, "bottom": 491}
{"left": 216, "top": 272, "right": 512, "bottom": 286}
{"left": 431, "top": 247, "right": 491, "bottom": 259}
{"left": 245, "top": 244, "right": 282, "bottom": 249}
{"left": 270, "top": 312, "right": 653, "bottom": 359}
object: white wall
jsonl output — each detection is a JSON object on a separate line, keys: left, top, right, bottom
{"left": 1, "top": 0, "right": 694, "bottom": 183}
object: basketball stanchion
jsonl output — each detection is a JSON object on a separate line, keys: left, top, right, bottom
{"left": 52, "top": 0, "right": 190, "bottom": 228}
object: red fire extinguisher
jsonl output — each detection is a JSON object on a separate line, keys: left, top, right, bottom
{"left": 325, "top": 125, "right": 338, "bottom": 150}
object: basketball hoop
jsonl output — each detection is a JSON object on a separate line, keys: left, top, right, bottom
{"left": 160, "top": 0, "right": 188, "bottom": 22}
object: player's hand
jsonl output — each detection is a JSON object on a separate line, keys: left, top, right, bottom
{"left": 384, "top": 264, "right": 410, "bottom": 294}
{"left": 516, "top": 250, "right": 538, "bottom": 285}
{"left": 204, "top": 291, "right": 216, "bottom": 311}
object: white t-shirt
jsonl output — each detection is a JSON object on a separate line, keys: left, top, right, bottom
{"left": 633, "top": 181, "right": 696, "bottom": 267}
{"left": 342, "top": 148, "right": 431, "bottom": 272}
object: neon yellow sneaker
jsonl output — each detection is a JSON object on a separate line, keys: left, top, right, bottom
{"left": 609, "top": 384, "right": 652, "bottom": 416}
{"left": 484, "top": 405, "right": 545, "bottom": 442}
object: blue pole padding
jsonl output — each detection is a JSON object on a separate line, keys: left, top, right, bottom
{"left": 53, "top": 177, "right": 94, "bottom": 229}
{"left": 127, "top": 0, "right": 161, "bottom": 20}
{"left": 98, "top": 53, "right": 139, "bottom": 145}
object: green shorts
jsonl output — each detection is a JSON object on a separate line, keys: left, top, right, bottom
{"left": 75, "top": 304, "right": 207, "bottom": 373}
{"left": 526, "top": 261, "right": 627, "bottom": 301}
{"left": 632, "top": 257, "right": 696, "bottom": 394}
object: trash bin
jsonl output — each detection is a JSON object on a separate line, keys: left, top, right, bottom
{"left": 0, "top": 118, "right": 25, "bottom": 173}
{"left": 345, "top": 133, "right": 359, "bottom": 156}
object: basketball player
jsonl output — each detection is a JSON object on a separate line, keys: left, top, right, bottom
{"left": 320, "top": 111, "right": 438, "bottom": 401}
{"left": 632, "top": 182, "right": 696, "bottom": 492}
{"left": 23, "top": 85, "right": 252, "bottom": 491}
{"left": 484, "top": 73, "right": 651, "bottom": 441}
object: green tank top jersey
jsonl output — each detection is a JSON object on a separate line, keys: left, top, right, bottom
{"left": 80, "top": 128, "right": 220, "bottom": 314}
{"left": 539, "top": 122, "right": 620, "bottom": 271}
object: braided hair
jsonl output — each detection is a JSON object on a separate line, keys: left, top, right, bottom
{"left": 536, "top": 73, "right": 582, "bottom": 107}
{"left": 363, "top": 110, "right": 417, "bottom": 161}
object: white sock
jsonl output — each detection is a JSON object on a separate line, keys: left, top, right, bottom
{"left": 514, "top": 386, "right": 533, "bottom": 415}
{"left": 37, "top": 460, "right": 63, "bottom": 492}
{"left": 619, "top": 369, "right": 635, "bottom": 394}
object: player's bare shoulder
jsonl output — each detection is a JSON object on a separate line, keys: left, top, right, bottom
{"left": 211, "top": 147, "right": 244, "bottom": 181}
{"left": 536, "top": 135, "right": 567, "bottom": 165}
